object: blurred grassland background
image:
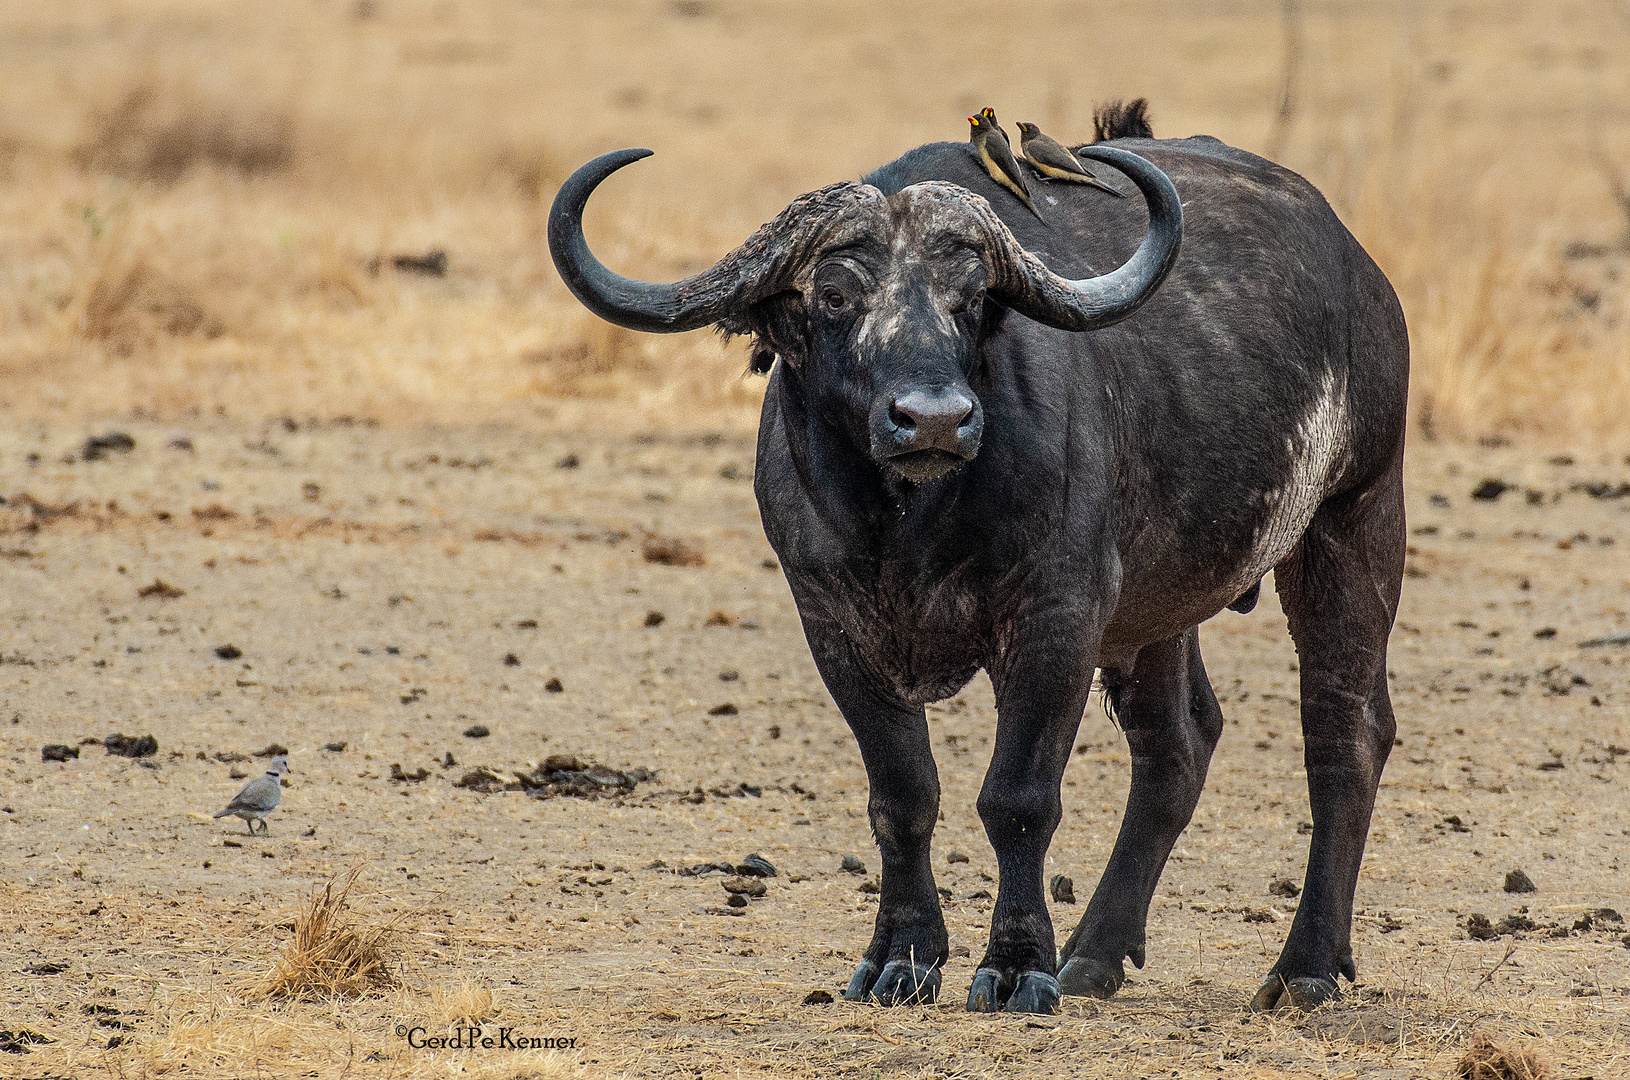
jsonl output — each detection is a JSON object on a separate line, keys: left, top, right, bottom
{"left": 1, "top": 0, "right": 1627, "bottom": 444}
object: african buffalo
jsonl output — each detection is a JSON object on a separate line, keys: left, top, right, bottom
{"left": 548, "top": 106, "right": 1408, "bottom": 1015}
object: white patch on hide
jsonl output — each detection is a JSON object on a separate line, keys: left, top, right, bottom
{"left": 1227, "top": 370, "right": 1348, "bottom": 596}
{"left": 854, "top": 253, "right": 954, "bottom": 348}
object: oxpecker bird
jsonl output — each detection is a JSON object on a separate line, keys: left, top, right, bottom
{"left": 968, "top": 110, "right": 1042, "bottom": 220}
{"left": 213, "top": 755, "right": 290, "bottom": 835}
{"left": 1015, "top": 122, "right": 1124, "bottom": 197}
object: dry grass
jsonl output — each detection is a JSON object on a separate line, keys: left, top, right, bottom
{"left": 429, "top": 975, "right": 499, "bottom": 1030}
{"left": 0, "top": 1, "right": 1627, "bottom": 441}
{"left": 243, "top": 868, "right": 396, "bottom": 1002}
{"left": 1458, "top": 1030, "right": 1552, "bottom": 1080}
{"left": 73, "top": 82, "right": 294, "bottom": 184}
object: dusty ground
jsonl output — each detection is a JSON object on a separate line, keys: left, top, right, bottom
{"left": 1, "top": 416, "right": 1627, "bottom": 1079}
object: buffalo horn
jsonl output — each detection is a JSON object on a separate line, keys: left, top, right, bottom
{"left": 548, "top": 148, "right": 876, "bottom": 333}
{"left": 983, "top": 145, "right": 1183, "bottom": 332}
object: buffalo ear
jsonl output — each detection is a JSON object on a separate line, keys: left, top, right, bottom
{"left": 981, "top": 294, "right": 1009, "bottom": 332}
{"left": 721, "top": 291, "right": 808, "bottom": 376}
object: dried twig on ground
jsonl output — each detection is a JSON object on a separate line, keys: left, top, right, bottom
{"left": 1471, "top": 942, "right": 1518, "bottom": 993}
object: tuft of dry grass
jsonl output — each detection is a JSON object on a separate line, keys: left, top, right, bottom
{"left": 428, "top": 975, "right": 499, "bottom": 1030}
{"left": 74, "top": 216, "right": 221, "bottom": 353}
{"left": 1458, "top": 1030, "right": 1551, "bottom": 1080}
{"left": 244, "top": 868, "right": 396, "bottom": 1002}
{"left": 73, "top": 82, "right": 294, "bottom": 184}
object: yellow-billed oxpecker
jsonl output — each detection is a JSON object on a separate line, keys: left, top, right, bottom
{"left": 968, "top": 109, "right": 1043, "bottom": 220}
{"left": 1015, "top": 121, "right": 1124, "bottom": 198}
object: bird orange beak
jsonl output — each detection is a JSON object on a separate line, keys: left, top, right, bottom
{"left": 967, "top": 115, "right": 978, "bottom": 125}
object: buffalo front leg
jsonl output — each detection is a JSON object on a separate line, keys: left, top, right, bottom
{"left": 968, "top": 625, "right": 1100, "bottom": 1015}
{"left": 800, "top": 629, "right": 947, "bottom": 1005}
{"left": 1056, "top": 627, "right": 1224, "bottom": 999}
{"left": 1251, "top": 453, "right": 1404, "bottom": 1010}
{"left": 842, "top": 691, "right": 947, "bottom": 1005}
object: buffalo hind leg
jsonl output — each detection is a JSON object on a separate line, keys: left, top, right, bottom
{"left": 1056, "top": 627, "right": 1224, "bottom": 998}
{"left": 1251, "top": 454, "right": 1404, "bottom": 1010}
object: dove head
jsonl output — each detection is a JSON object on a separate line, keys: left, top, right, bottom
{"left": 266, "top": 755, "right": 291, "bottom": 776}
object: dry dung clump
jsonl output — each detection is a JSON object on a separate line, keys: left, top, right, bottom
{"left": 243, "top": 869, "right": 394, "bottom": 1001}
{"left": 1457, "top": 1031, "right": 1548, "bottom": 1080}
{"left": 641, "top": 534, "right": 705, "bottom": 567}
{"left": 453, "top": 767, "right": 511, "bottom": 793}
{"left": 80, "top": 432, "right": 136, "bottom": 460}
{"left": 517, "top": 755, "right": 655, "bottom": 799}
{"left": 104, "top": 733, "right": 159, "bottom": 758}
{"left": 451, "top": 756, "right": 655, "bottom": 799}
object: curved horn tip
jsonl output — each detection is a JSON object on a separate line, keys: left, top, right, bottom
{"left": 549, "top": 146, "right": 756, "bottom": 335}
{"left": 603, "top": 147, "right": 655, "bottom": 166}
{"left": 991, "top": 145, "right": 1183, "bottom": 333}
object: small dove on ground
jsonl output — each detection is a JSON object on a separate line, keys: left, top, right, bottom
{"left": 213, "top": 755, "right": 290, "bottom": 836}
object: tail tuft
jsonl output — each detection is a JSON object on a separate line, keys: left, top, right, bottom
{"left": 1092, "top": 99, "right": 1154, "bottom": 142}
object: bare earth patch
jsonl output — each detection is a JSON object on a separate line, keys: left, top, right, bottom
{"left": 0, "top": 418, "right": 1626, "bottom": 1077}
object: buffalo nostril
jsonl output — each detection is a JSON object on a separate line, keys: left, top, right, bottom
{"left": 890, "top": 392, "right": 974, "bottom": 442}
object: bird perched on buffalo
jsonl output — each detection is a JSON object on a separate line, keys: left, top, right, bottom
{"left": 968, "top": 109, "right": 1042, "bottom": 220}
{"left": 1015, "top": 122, "right": 1124, "bottom": 197}
{"left": 213, "top": 755, "right": 290, "bottom": 835}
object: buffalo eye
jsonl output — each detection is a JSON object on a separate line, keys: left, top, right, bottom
{"left": 821, "top": 289, "right": 846, "bottom": 310}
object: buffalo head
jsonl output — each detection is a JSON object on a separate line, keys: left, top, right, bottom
{"left": 549, "top": 147, "right": 1181, "bottom": 484}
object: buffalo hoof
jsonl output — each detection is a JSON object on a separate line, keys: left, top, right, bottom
{"left": 1057, "top": 955, "right": 1125, "bottom": 999}
{"left": 966, "top": 967, "right": 1011, "bottom": 1013}
{"left": 843, "top": 959, "right": 882, "bottom": 1002}
{"left": 867, "top": 960, "right": 941, "bottom": 1006}
{"left": 965, "top": 968, "right": 1059, "bottom": 1014}
{"left": 1003, "top": 971, "right": 1060, "bottom": 1014}
{"left": 1249, "top": 973, "right": 1340, "bottom": 1012}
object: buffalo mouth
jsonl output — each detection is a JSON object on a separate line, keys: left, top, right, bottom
{"left": 884, "top": 448, "right": 969, "bottom": 484}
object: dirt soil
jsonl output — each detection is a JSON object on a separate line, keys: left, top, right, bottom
{"left": 1, "top": 416, "right": 1627, "bottom": 1079}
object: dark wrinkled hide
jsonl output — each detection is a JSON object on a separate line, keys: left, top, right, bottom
{"left": 550, "top": 128, "right": 1407, "bottom": 1016}
{"left": 755, "top": 139, "right": 1404, "bottom": 1013}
